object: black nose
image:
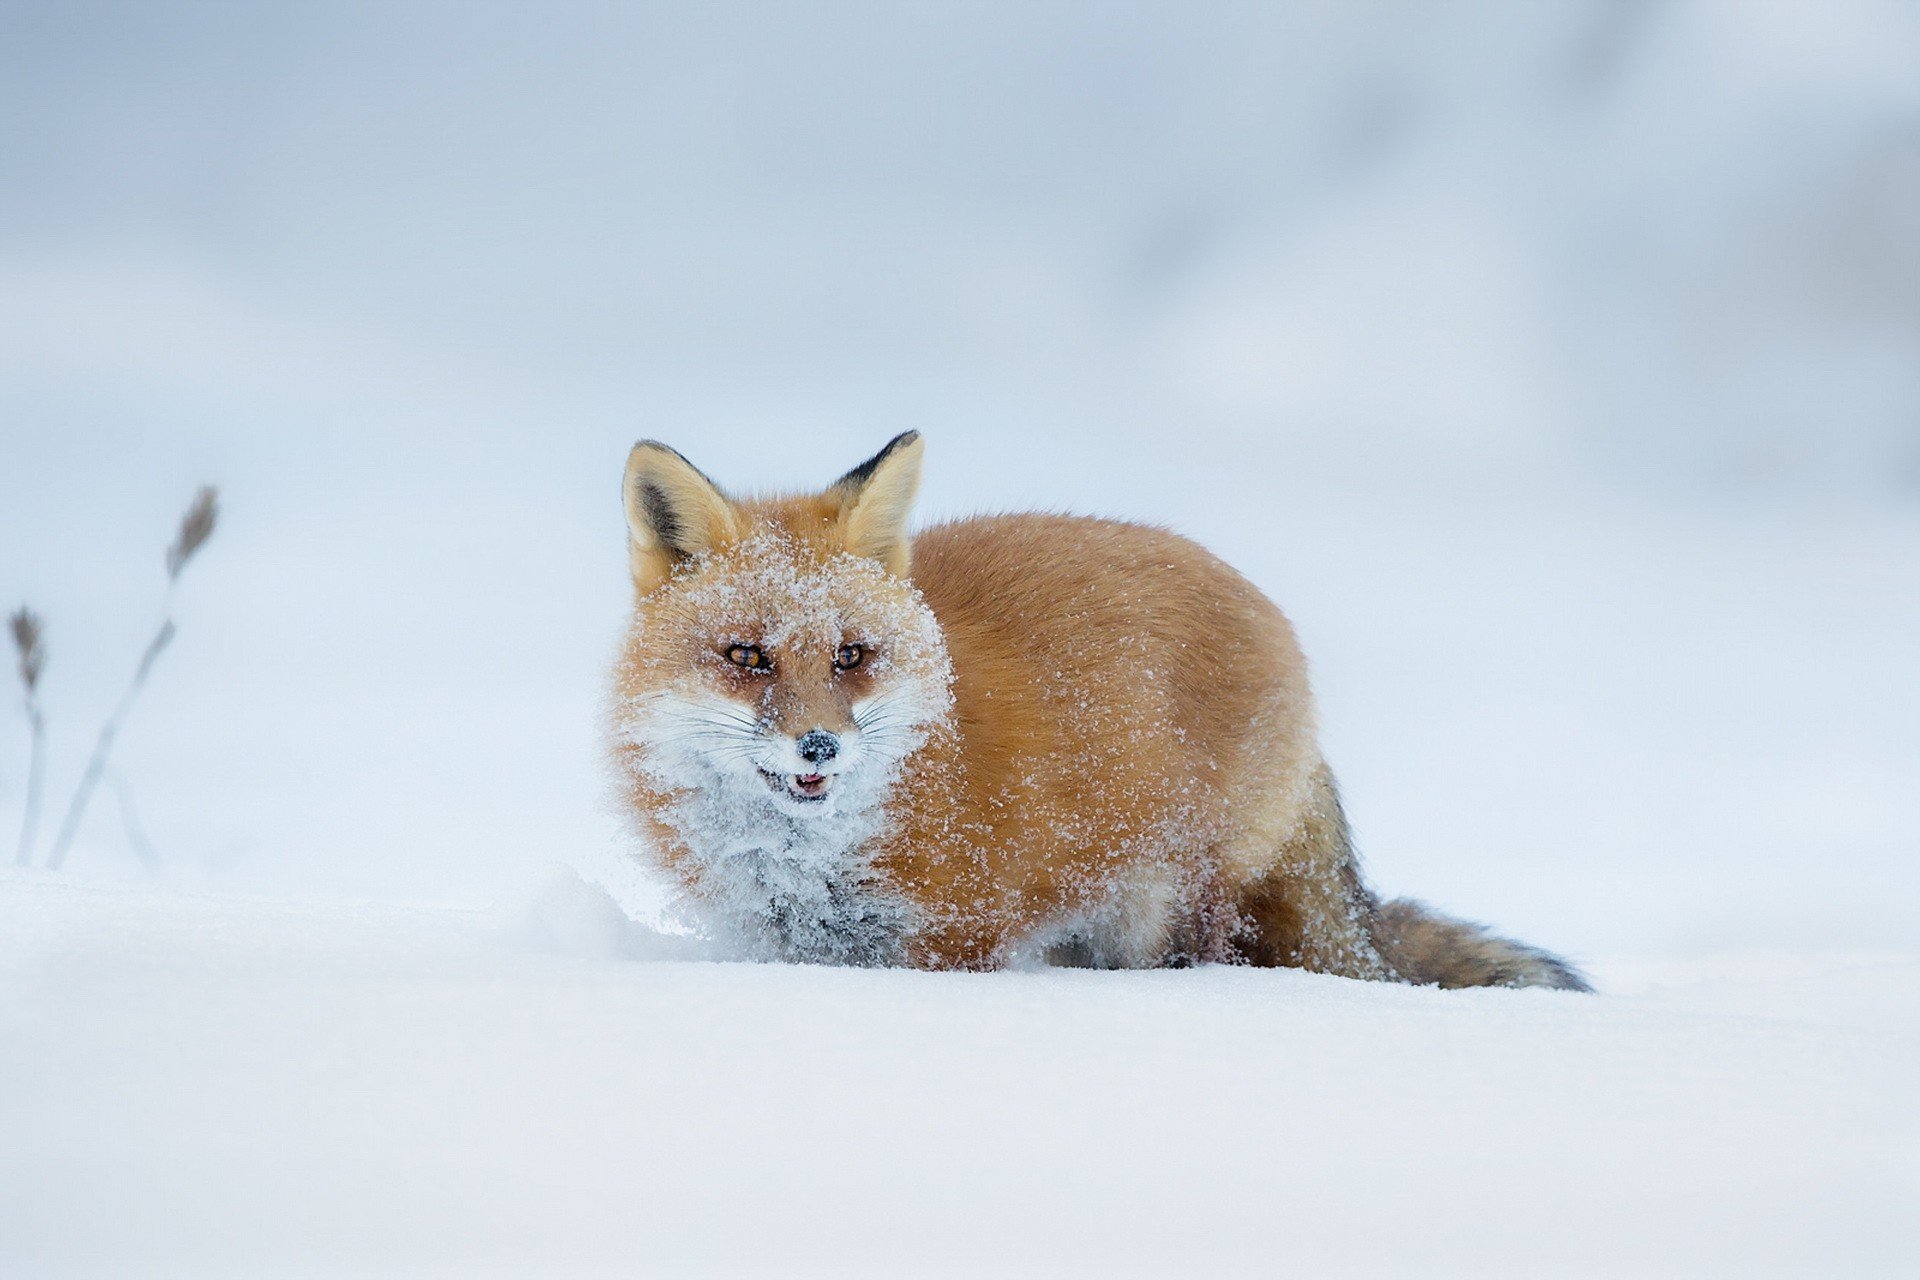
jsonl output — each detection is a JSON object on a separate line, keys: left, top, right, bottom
{"left": 795, "top": 730, "right": 839, "bottom": 765}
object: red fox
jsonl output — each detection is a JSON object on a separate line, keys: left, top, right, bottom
{"left": 611, "top": 432, "right": 1588, "bottom": 989}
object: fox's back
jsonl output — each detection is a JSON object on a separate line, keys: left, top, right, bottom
{"left": 912, "top": 513, "right": 1310, "bottom": 761}
{"left": 881, "top": 514, "right": 1323, "bottom": 963}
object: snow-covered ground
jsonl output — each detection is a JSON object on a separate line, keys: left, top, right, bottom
{"left": 5, "top": 477, "right": 1916, "bottom": 1276}
{"left": 4, "top": 3, "right": 1920, "bottom": 1275}
{"left": 2, "top": 873, "right": 1913, "bottom": 1278}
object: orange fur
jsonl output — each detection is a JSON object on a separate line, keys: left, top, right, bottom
{"left": 609, "top": 434, "right": 1587, "bottom": 989}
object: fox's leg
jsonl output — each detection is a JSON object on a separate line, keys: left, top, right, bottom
{"left": 1232, "top": 763, "right": 1393, "bottom": 980}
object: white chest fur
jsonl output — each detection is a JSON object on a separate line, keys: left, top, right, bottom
{"left": 655, "top": 766, "right": 911, "bottom": 965}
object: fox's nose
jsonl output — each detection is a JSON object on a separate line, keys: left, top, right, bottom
{"left": 795, "top": 730, "right": 840, "bottom": 766}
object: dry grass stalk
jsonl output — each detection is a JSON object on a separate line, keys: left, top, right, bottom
{"left": 45, "top": 486, "right": 219, "bottom": 871}
{"left": 10, "top": 606, "right": 47, "bottom": 868}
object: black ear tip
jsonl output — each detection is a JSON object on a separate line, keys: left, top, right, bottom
{"left": 627, "top": 440, "right": 728, "bottom": 496}
{"left": 836, "top": 431, "right": 925, "bottom": 490}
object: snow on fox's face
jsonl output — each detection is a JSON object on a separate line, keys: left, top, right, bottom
{"left": 620, "top": 531, "right": 953, "bottom": 820}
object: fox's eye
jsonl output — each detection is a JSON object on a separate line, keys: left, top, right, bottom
{"left": 834, "top": 643, "right": 866, "bottom": 671}
{"left": 726, "top": 644, "right": 770, "bottom": 672}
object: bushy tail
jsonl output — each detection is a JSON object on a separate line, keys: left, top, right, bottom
{"left": 1372, "top": 898, "right": 1591, "bottom": 992}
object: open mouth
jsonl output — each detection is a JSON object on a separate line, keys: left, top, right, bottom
{"left": 759, "top": 768, "right": 834, "bottom": 803}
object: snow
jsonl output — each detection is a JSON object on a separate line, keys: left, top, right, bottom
{"left": 4, "top": 2, "right": 1920, "bottom": 1274}
{"left": 1, "top": 872, "right": 1913, "bottom": 1277}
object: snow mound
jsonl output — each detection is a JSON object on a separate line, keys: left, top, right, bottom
{"left": 2, "top": 873, "right": 1913, "bottom": 1277}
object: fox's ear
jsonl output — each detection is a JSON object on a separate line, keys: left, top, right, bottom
{"left": 829, "top": 431, "right": 924, "bottom": 577}
{"left": 623, "top": 441, "right": 740, "bottom": 591}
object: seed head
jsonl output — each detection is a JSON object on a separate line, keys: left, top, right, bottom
{"left": 167, "top": 485, "right": 219, "bottom": 580}
{"left": 9, "top": 606, "right": 44, "bottom": 693}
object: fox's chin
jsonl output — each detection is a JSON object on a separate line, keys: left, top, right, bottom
{"left": 757, "top": 767, "right": 837, "bottom": 807}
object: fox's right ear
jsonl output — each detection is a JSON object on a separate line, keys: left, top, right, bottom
{"left": 623, "top": 441, "right": 740, "bottom": 591}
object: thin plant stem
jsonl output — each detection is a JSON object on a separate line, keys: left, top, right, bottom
{"left": 44, "top": 612, "right": 176, "bottom": 871}
{"left": 13, "top": 697, "right": 44, "bottom": 868}
{"left": 109, "top": 771, "right": 163, "bottom": 871}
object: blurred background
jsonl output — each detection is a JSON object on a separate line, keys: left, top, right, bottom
{"left": 3, "top": 0, "right": 1917, "bottom": 960}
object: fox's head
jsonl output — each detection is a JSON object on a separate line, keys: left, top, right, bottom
{"left": 615, "top": 432, "right": 953, "bottom": 821}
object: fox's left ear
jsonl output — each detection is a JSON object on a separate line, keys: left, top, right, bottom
{"left": 829, "top": 431, "right": 924, "bottom": 577}
{"left": 624, "top": 441, "right": 741, "bottom": 592}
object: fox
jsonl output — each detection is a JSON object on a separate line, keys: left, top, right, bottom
{"left": 610, "top": 431, "right": 1588, "bottom": 989}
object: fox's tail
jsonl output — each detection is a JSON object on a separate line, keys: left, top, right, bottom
{"left": 1371, "top": 898, "right": 1590, "bottom": 991}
